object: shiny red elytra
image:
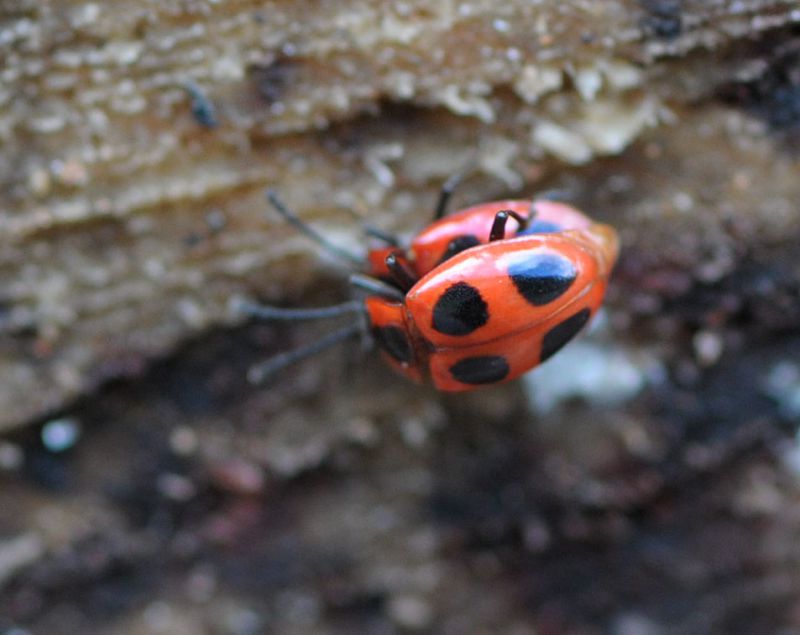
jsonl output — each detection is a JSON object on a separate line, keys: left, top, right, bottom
{"left": 238, "top": 185, "right": 619, "bottom": 391}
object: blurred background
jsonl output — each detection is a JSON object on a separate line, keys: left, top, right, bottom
{"left": 1, "top": 2, "right": 800, "bottom": 633}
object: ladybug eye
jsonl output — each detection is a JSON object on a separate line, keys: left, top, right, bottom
{"left": 507, "top": 252, "right": 577, "bottom": 306}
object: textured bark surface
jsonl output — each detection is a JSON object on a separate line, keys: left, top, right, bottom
{"left": 2, "top": 0, "right": 799, "bottom": 430}
{"left": 2, "top": 1, "right": 800, "bottom": 633}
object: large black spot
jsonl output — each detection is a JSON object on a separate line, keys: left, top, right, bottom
{"left": 437, "top": 235, "right": 481, "bottom": 265}
{"left": 432, "top": 282, "right": 489, "bottom": 336}
{"left": 372, "top": 326, "right": 413, "bottom": 364}
{"left": 450, "top": 355, "right": 510, "bottom": 385}
{"left": 508, "top": 252, "right": 577, "bottom": 306}
{"left": 540, "top": 308, "right": 591, "bottom": 362}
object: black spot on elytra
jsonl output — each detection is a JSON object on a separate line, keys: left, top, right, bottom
{"left": 437, "top": 235, "right": 481, "bottom": 265}
{"left": 450, "top": 355, "right": 510, "bottom": 385}
{"left": 540, "top": 308, "right": 591, "bottom": 362}
{"left": 432, "top": 282, "right": 489, "bottom": 336}
{"left": 508, "top": 252, "right": 577, "bottom": 306}
{"left": 372, "top": 326, "right": 413, "bottom": 364}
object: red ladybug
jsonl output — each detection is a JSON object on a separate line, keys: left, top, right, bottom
{"left": 238, "top": 185, "right": 618, "bottom": 391}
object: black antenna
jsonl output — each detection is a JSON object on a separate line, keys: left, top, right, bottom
{"left": 247, "top": 323, "right": 364, "bottom": 384}
{"left": 385, "top": 253, "right": 418, "bottom": 291}
{"left": 433, "top": 174, "right": 463, "bottom": 220}
{"left": 266, "top": 189, "right": 363, "bottom": 265}
{"left": 341, "top": 201, "right": 401, "bottom": 247}
{"left": 489, "top": 210, "right": 530, "bottom": 241}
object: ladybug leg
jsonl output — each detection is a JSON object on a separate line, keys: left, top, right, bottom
{"left": 489, "top": 209, "right": 530, "bottom": 241}
{"left": 341, "top": 202, "right": 401, "bottom": 247}
{"left": 363, "top": 224, "right": 400, "bottom": 247}
{"left": 385, "top": 251, "right": 418, "bottom": 291}
{"left": 266, "top": 189, "right": 364, "bottom": 266}
{"left": 349, "top": 273, "right": 405, "bottom": 302}
{"left": 247, "top": 323, "right": 364, "bottom": 384}
{"left": 232, "top": 298, "right": 365, "bottom": 320}
{"left": 433, "top": 173, "right": 463, "bottom": 220}
{"left": 232, "top": 296, "right": 368, "bottom": 384}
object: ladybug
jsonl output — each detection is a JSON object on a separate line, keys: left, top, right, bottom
{"left": 237, "top": 182, "right": 619, "bottom": 391}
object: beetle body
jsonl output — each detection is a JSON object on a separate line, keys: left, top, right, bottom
{"left": 365, "top": 201, "right": 618, "bottom": 390}
{"left": 247, "top": 192, "right": 619, "bottom": 391}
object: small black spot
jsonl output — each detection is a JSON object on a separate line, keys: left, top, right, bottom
{"left": 372, "top": 326, "right": 413, "bottom": 364}
{"left": 540, "top": 308, "right": 591, "bottom": 362}
{"left": 432, "top": 282, "right": 489, "bottom": 336}
{"left": 184, "top": 82, "right": 218, "bottom": 128}
{"left": 249, "top": 59, "right": 297, "bottom": 104}
{"left": 518, "top": 220, "right": 562, "bottom": 235}
{"left": 640, "top": 0, "right": 682, "bottom": 39}
{"left": 509, "top": 252, "right": 577, "bottom": 306}
{"left": 437, "top": 235, "right": 481, "bottom": 265}
{"left": 450, "top": 355, "right": 510, "bottom": 385}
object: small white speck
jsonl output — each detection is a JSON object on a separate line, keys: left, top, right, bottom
{"left": 170, "top": 426, "right": 199, "bottom": 456}
{"left": 389, "top": 595, "right": 433, "bottom": 630}
{"left": 71, "top": 3, "right": 100, "bottom": 27}
{"left": 573, "top": 67, "right": 603, "bottom": 100}
{"left": 505, "top": 47, "right": 522, "bottom": 63}
{"left": 41, "top": 418, "right": 81, "bottom": 453}
{"left": 672, "top": 191, "right": 694, "bottom": 212}
{"left": 493, "top": 18, "right": 511, "bottom": 33}
{"left": 143, "top": 258, "right": 166, "bottom": 278}
{"left": 157, "top": 473, "right": 196, "bottom": 501}
{"left": 364, "top": 142, "right": 404, "bottom": 188}
{"left": 692, "top": 330, "right": 724, "bottom": 366}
